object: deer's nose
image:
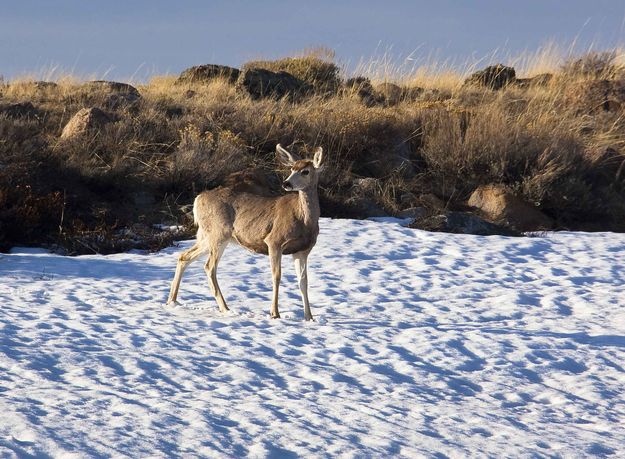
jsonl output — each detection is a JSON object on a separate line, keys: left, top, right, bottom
{"left": 283, "top": 180, "right": 293, "bottom": 191}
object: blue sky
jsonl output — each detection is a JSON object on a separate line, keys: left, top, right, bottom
{"left": 1, "top": 1, "right": 624, "bottom": 81}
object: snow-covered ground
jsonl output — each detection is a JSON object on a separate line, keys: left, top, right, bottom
{"left": 1, "top": 218, "right": 624, "bottom": 457}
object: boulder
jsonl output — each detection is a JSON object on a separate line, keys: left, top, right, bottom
{"left": 0, "top": 102, "right": 39, "bottom": 119}
{"left": 60, "top": 107, "right": 115, "bottom": 139}
{"left": 515, "top": 73, "right": 553, "bottom": 88}
{"left": 177, "top": 64, "right": 240, "bottom": 84}
{"left": 83, "top": 80, "right": 141, "bottom": 108}
{"left": 468, "top": 184, "right": 553, "bottom": 231}
{"left": 421, "top": 88, "right": 452, "bottom": 102}
{"left": 402, "top": 86, "right": 424, "bottom": 101}
{"left": 563, "top": 79, "right": 625, "bottom": 113}
{"left": 164, "top": 106, "right": 184, "bottom": 118}
{"left": 411, "top": 211, "right": 518, "bottom": 236}
{"left": 32, "top": 81, "right": 58, "bottom": 90}
{"left": 344, "top": 77, "right": 377, "bottom": 105}
{"left": 374, "top": 82, "right": 403, "bottom": 105}
{"left": 346, "top": 196, "right": 389, "bottom": 218}
{"left": 348, "top": 177, "right": 389, "bottom": 217}
{"left": 397, "top": 207, "right": 427, "bottom": 220}
{"left": 237, "top": 68, "right": 312, "bottom": 100}
{"left": 464, "top": 64, "right": 516, "bottom": 90}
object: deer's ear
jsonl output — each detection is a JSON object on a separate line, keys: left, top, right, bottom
{"left": 276, "top": 144, "right": 300, "bottom": 166}
{"left": 312, "top": 147, "right": 325, "bottom": 169}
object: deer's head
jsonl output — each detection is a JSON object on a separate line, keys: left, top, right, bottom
{"left": 277, "top": 144, "right": 325, "bottom": 192}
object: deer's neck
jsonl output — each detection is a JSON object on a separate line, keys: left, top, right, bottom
{"left": 298, "top": 186, "right": 320, "bottom": 227}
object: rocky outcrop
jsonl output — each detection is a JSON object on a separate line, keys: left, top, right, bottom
{"left": 375, "top": 82, "right": 403, "bottom": 105}
{"left": 343, "top": 78, "right": 424, "bottom": 106}
{"left": 344, "top": 77, "right": 377, "bottom": 105}
{"left": 0, "top": 102, "right": 39, "bottom": 119}
{"left": 177, "top": 64, "right": 240, "bottom": 84}
{"left": 237, "top": 68, "right": 312, "bottom": 100}
{"left": 60, "top": 107, "right": 115, "bottom": 139}
{"left": 82, "top": 81, "right": 141, "bottom": 109}
{"left": 563, "top": 79, "right": 625, "bottom": 113}
{"left": 515, "top": 73, "right": 553, "bottom": 88}
{"left": 465, "top": 64, "right": 516, "bottom": 90}
{"left": 347, "top": 178, "right": 388, "bottom": 218}
{"left": 468, "top": 184, "right": 553, "bottom": 231}
{"left": 411, "top": 211, "right": 518, "bottom": 236}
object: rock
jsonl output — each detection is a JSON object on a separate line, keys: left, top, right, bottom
{"left": 164, "top": 106, "right": 184, "bottom": 118}
{"left": 421, "top": 88, "right": 452, "bottom": 102}
{"left": 0, "top": 102, "right": 39, "bottom": 119}
{"left": 468, "top": 184, "right": 553, "bottom": 231}
{"left": 464, "top": 64, "right": 516, "bottom": 90}
{"left": 83, "top": 80, "right": 141, "bottom": 109}
{"left": 346, "top": 196, "right": 389, "bottom": 218}
{"left": 33, "top": 81, "right": 58, "bottom": 90}
{"left": 402, "top": 86, "right": 424, "bottom": 101}
{"left": 411, "top": 211, "right": 518, "bottom": 236}
{"left": 177, "top": 64, "right": 240, "bottom": 84}
{"left": 60, "top": 107, "right": 115, "bottom": 139}
{"left": 397, "top": 207, "right": 427, "bottom": 220}
{"left": 564, "top": 79, "right": 625, "bottom": 113}
{"left": 84, "top": 80, "right": 141, "bottom": 98}
{"left": 237, "top": 68, "right": 312, "bottom": 100}
{"left": 241, "top": 57, "right": 341, "bottom": 94}
{"left": 515, "top": 73, "right": 553, "bottom": 88}
{"left": 374, "top": 82, "right": 403, "bottom": 105}
{"left": 344, "top": 77, "right": 377, "bottom": 105}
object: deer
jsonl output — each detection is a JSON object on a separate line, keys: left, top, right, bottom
{"left": 166, "top": 144, "right": 325, "bottom": 321}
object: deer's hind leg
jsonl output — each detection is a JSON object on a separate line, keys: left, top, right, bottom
{"left": 204, "top": 237, "right": 231, "bottom": 313}
{"left": 268, "top": 245, "right": 283, "bottom": 319}
{"left": 167, "top": 242, "right": 208, "bottom": 305}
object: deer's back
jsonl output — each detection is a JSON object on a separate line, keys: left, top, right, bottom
{"left": 194, "top": 188, "right": 317, "bottom": 255}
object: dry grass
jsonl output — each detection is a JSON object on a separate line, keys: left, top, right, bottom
{"left": 1, "top": 47, "right": 625, "bottom": 252}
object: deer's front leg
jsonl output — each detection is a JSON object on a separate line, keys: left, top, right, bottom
{"left": 268, "top": 246, "right": 282, "bottom": 319}
{"left": 293, "top": 250, "right": 313, "bottom": 321}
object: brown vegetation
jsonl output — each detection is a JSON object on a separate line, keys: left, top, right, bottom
{"left": 1, "top": 50, "right": 625, "bottom": 253}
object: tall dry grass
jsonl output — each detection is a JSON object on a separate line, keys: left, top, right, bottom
{"left": 1, "top": 45, "right": 625, "bottom": 252}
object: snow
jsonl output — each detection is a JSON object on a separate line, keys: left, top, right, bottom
{"left": 1, "top": 217, "right": 624, "bottom": 457}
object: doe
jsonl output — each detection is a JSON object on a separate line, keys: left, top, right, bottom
{"left": 166, "top": 144, "right": 325, "bottom": 321}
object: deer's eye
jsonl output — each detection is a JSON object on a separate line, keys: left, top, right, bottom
{"left": 301, "top": 170, "right": 310, "bottom": 176}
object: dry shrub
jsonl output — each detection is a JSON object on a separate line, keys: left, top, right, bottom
{"left": 417, "top": 89, "right": 624, "bottom": 225}
{"left": 560, "top": 51, "right": 625, "bottom": 80}
{"left": 243, "top": 53, "right": 341, "bottom": 94}
{"left": 169, "top": 125, "right": 252, "bottom": 192}
{"left": 3, "top": 46, "right": 625, "bottom": 251}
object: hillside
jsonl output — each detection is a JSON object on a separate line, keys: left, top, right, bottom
{"left": 1, "top": 50, "right": 625, "bottom": 253}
